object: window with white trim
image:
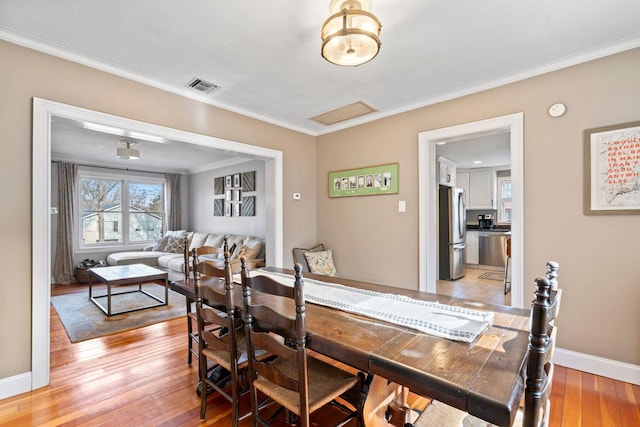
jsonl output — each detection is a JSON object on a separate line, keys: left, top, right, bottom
{"left": 497, "top": 176, "right": 512, "bottom": 224}
{"left": 77, "top": 170, "right": 165, "bottom": 250}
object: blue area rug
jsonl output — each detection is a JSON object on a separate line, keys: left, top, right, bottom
{"left": 51, "top": 283, "right": 186, "bottom": 342}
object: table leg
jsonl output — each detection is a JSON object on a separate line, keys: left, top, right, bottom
{"left": 107, "top": 281, "right": 112, "bottom": 316}
{"left": 363, "top": 376, "right": 418, "bottom": 427}
{"left": 164, "top": 277, "right": 168, "bottom": 305}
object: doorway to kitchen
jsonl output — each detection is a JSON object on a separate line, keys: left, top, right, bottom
{"left": 417, "top": 113, "right": 524, "bottom": 308}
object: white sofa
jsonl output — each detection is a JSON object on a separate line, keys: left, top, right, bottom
{"left": 106, "top": 231, "right": 265, "bottom": 281}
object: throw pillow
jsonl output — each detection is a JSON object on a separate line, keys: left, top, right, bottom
{"left": 152, "top": 236, "right": 169, "bottom": 251}
{"left": 293, "top": 243, "right": 324, "bottom": 272}
{"left": 304, "top": 249, "right": 337, "bottom": 276}
{"left": 235, "top": 239, "right": 263, "bottom": 261}
{"left": 163, "top": 235, "right": 185, "bottom": 254}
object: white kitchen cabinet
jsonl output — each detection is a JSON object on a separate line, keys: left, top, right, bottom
{"left": 466, "top": 230, "right": 478, "bottom": 264}
{"left": 438, "top": 157, "right": 457, "bottom": 187}
{"left": 468, "top": 170, "right": 496, "bottom": 209}
{"left": 456, "top": 171, "right": 469, "bottom": 196}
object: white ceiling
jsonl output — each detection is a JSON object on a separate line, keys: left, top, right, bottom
{"left": 436, "top": 131, "right": 511, "bottom": 169}
{"left": 50, "top": 116, "right": 246, "bottom": 174}
{"left": 2, "top": 0, "right": 640, "bottom": 139}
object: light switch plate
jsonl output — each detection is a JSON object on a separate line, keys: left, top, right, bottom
{"left": 398, "top": 201, "right": 406, "bottom": 212}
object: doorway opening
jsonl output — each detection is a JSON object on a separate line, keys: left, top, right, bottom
{"left": 418, "top": 113, "right": 524, "bottom": 308}
{"left": 32, "top": 98, "right": 284, "bottom": 391}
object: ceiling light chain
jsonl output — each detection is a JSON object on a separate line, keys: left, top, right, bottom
{"left": 321, "top": 0, "right": 381, "bottom": 66}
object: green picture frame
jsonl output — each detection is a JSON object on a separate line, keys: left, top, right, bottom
{"left": 329, "top": 163, "right": 399, "bottom": 198}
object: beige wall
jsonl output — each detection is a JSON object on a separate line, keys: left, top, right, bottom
{"left": 0, "top": 39, "right": 317, "bottom": 379}
{"left": 316, "top": 48, "right": 640, "bottom": 365}
{"left": 2, "top": 37, "right": 638, "bottom": 383}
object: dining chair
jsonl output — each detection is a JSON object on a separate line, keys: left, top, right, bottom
{"left": 195, "top": 244, "right": 251, "bottom": 425}
{"left": 184, "top": 243, "right": 220, "bottom": 281}
{"left": 407, "top": 261, "right": 562, "bottom": 427}
{"left": 186, "top": 240, "right": 229, "bottom": 367}
{"left": 240, "top": 259, "right": 365, "bottom": 427}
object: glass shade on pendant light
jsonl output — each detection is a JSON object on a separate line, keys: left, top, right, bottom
{"left": 117, "top": 140, "right": 140, "bottom": 160}
{"left": 321, "top": 0, "right": 381, "bottom": 66}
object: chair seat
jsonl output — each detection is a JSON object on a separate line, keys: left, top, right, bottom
{"left": 253, "top": 355, "right": 359, "bottom": 416}
{"left": 414, "top": 399, "right": 527, "bottom": 427}
{"left": 202, "top": 331, "right": 247, "bottom": 372}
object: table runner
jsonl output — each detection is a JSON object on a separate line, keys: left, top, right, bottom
{"left": 249, "top": 270, "right": 493, "bottom": 343}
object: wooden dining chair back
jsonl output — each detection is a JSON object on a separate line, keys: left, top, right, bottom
{"left": 240, "top": 260, "right": 363, "bottom": 427}
{"left": 195, "top": 245, "right": 249, "bottom": 425}
{"left": 183, "top": 236, "right": 218, "bottom": 281}
{"left": 523, "top": 261, "right": 562, "bottom": 427}
{"left": 185, "top": 238, "right": 230, "bottom": 367}
{"left": 410, "top": 261, "right": 562, "bottom": 427}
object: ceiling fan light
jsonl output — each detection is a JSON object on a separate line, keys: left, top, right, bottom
{"left": 321, "top": 1, "right": 381, "bottom": 67}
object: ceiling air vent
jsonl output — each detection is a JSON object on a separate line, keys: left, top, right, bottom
{"left": 185, "top": 77, "right": 220, "bottom": 94}
{"left": 310, "top": 101, "right": 377, "bottom": 125}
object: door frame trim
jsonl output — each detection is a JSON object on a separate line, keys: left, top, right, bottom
{"left": 32, "top": 97, "right": 284, "bottom": 389}
{"left": 418, "top": 112, "right": 524, "bottom": 308}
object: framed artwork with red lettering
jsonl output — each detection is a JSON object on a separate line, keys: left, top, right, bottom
{"left": 584, "top": 120, "right": 640, "bottom": 214}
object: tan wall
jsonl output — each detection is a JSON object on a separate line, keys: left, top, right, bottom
{"left": 2, "top": 36, "right": 638, "bottom": 383}
{"left": 0, "top": 40, "right": 317, "bottom": 379}
{"left": 317, "top": 48, "right": 640, "bottom": 366}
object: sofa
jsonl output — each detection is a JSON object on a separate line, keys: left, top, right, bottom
{"left": 106, "top": 230, "right": 265, "bottom": 281}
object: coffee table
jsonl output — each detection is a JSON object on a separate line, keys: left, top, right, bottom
{"left": 88, "top": 264, "right": 169, "bottom": 316}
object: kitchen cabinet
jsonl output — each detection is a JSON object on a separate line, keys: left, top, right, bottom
{"left": 465, "top": 230, "right": 478, "bottom": 264}
{"left": 468, "top": 170, "right": 496, "bottom": 209}
{"left": 456, "top": 171, "right": 469, "bottom": 196}
{"left": 438, "top": 157, "right": 456, "bottom": 187}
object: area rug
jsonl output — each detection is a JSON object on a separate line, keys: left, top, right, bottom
{"left": 51, "top": 284, "right": 186, "bottom": 343}
{"left": 478, "top": 271, "right": 505, "bottom": 281}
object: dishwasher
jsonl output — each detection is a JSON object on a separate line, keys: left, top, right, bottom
{"left": 478, "top": 232, "right": 509, "bottom": 267}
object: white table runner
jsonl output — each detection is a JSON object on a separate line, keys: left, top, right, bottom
{"left": 249, "top": 270, "right": 493, "bottom": 343}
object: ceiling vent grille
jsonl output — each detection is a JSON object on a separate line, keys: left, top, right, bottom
{"left": 185, "top": 77, "right": 221, "bottom": 94}
{"left": 310, "top": 101, "right": 377, "bottom": 125}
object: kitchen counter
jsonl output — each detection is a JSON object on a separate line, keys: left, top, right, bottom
{"left": 466, "top": 225, "right": 511, "bottom": 233}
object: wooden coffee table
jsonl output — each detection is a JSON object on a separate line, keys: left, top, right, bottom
{"left": 88, "top": 264, "right": 169, "bottom": 316}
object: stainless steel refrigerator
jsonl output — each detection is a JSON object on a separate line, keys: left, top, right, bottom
{"left": 438, "top": 186, "right": 466, "bottom": 280}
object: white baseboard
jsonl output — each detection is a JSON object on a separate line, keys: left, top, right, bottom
{"left": 0, "top": 372, "right": 32, "bottom": 400}
{"left": 554, "top": 348, "right": 640, "bottom": 386}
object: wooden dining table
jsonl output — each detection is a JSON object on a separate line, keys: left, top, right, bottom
{"left": 170, "top": 267, "right": 531, "bottom": 427}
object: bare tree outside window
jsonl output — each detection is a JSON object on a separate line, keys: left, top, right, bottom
{"left": 80, "top": 175, "right": 165, "bottom": 246}
{"left": 129, "top": 182, "right": 164, "bottom": 242}
{"left": 81, "top": 178, "right": 121, "bottom": 243}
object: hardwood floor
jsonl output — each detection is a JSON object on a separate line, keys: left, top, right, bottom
{"left": 436, "top": 266, "right": 511, "bottom": 306}
{"left": 0, "top": 283, "right": 637, "bottom": 426}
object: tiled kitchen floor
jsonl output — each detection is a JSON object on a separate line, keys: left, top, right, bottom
{"left": 436, "top": 266, "right": 511, "bottom": 306}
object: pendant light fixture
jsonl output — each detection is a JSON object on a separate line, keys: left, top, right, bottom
{"left": 321, "top": 0, "right": 382, "bottom": 66}
{"left": 117, "top": 140, "right": 140, "bottom": 160}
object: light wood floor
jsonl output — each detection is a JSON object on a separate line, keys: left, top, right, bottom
{"left": 0, "top": 282, "right": 638, "bottom": 426}
{"left": 437, "top": 266, "right": 511, "bottom": 306}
